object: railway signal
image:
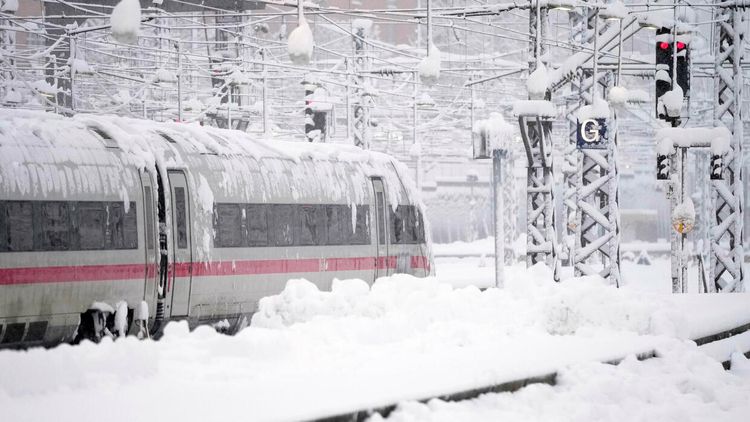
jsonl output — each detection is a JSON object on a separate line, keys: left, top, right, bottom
{"left": 655, "top": 27, "right": 690, "bottom": 120}
{"left": 657, "top": 153, "right": 670, "bottom": 180}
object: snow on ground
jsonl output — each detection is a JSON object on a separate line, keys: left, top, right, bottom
{"left": 374, "top": 344, "right": 750, "bottom": 422}
{"left": 1, "top": 239, "right": 749, "bottom": 421}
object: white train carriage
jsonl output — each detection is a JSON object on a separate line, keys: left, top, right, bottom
{"left": 0, "top": 110, "right": 432, "bottom": 348}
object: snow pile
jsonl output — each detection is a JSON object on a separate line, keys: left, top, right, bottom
{"left": 608, "top": 86, "right": 628, "bottom": 105}
{"left": 2, "top": 89, "right": 21, "bottom": 103}
{"left": 110, "top": 0, "right": 141, "bottom": 44}
{"left": 609, "top": 86, "right": 649, "bottom": 105}
{"left": 29, "top": 80, "right": 57, "bottom": 95}
{"left": 710, "top": 129, "right": 732, "bottom": 156}
{"left": 472, "top": 112, "right": 514, "bottom": 151}
{"left": 512, "top": 100, "right": 556, "bottom": 117}
{"left": 253, "top": 268, "right": 685, "bottom": 339}
{"left": 352, "top": 18, "right": 373, "bottom": 35}
{"left": 154, "top": 68, "right": 177, "bottom": 83}
{"left": 308, "top": 87, "right": 334, "bottom": 111}
{"left": 601, "top": 1, "right": 628, "bottom": 20}
{"left": 114, "top": 301, "right": 129, "bottom": 337}
{"left": 659, "top": 85, "right": 683, "bottom": 118}
{"left": 526, "top": 64, "right": 549, "bottom": 100}
{"left": 288, "top": 16, "right": 314, "bottom": 65}
{"left": 576, "top": 98, "right": 610, "bottom": 120}
{"left": 68, "top": 58, "right": 93, "bottom": 75}
{"left": 731, "top": 352, "right": 750, "bottom": 378}
{"left": 627, "top": 88, "right": 649, "bottom": 103}
{"left": 378, "top": 344, "right": 750, "bottom": 422}
{"left": 183, "top": 97, "right": 204, "bottom": 111}
{"left": 637, "top": 13, "right": 668, "bottom": 30}
{"left": 655, "top": 127, "right": 732, "bottom": 154}
{"left": 418, "top": 45, "right": 441, "bottom": 86}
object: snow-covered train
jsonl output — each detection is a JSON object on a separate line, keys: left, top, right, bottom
{"left": 0, "top": 110, "right": 432, "bottom": 348}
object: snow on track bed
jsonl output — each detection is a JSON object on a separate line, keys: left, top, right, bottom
{"left": 373, "top": 345, "right": 750, "bottom": 422}
{"left": 1, "top": 264, "right": 750, "bottom": 422}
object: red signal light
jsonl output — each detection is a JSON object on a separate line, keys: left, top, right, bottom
{"left": 676, "top": 41, "right": 686, "bottom": 50}
{"left": 659, "top": 42, "right": 670, "bottom": 50}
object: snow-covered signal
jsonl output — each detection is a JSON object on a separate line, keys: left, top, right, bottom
{"left": 654, "top": 28, "right": 690, "bottom": 121}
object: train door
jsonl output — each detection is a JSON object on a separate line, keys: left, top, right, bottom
{"left": 140, "top": 171, "right": 158, "bottom": 306}
{"left": 372, "top": 177, "right": 389, "bottom": 280}
{"left": 168, "top": 170, "right": 193, "bottom": 317}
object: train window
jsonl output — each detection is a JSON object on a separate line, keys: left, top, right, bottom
{"left": 415, "top": 208, "right": 426, "bottom": 243}
{"left": 123, "top": 203, "right": 138, "bottom": 249}
{"left": 390, "top": 205, "right": 424, "bottom": 245}
{"left": 246, "top": 204, "right": 268, "bottom": 246}
{"left": 38, "top": 202, "right": 71, "bottom": 251}
{"left": 174, "top": 188, "right": 188, "bottom": 249}
{"left": 298, "top": 205, "right": 327, "bottom": 246}
{"left": 326, "top": 205, "right": 351, "bottom": 245}
{"left": 0, "top": 202, "right": 5, "bottom": 251}
{"left": 375, "top": 193, "right": 386, "bottom": 245}
{"left": 108, "top": 202, "right": 138, "bottom": 249}
{"left": 391, "top": 206, "right": 405, "bottom": 244}
{"left": 144, "top": 187, "right": 155, "bottom": 250}
{"left": 77, "top": 202, "right": 106, "bottom": 250}
{"left": 214, "top": 203, "right": 244, "bottom": 247}
{"left": 4, "top": 202, "right": 33, "bottom": 251}
{"left": 269, "top": 204, "right": 294, "bottom": 246}
{"left": 351, "top": 205, "right": 370, "bottom": 245}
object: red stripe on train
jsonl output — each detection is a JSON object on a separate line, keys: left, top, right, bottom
{"left": 0, "top": 256, "right": 428, "bottom": 286}
{"left": 410, "top": 255, "right": 431, "bottom": 272}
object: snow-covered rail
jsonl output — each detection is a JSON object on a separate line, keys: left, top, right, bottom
{"left": 311, "top": 351, "right": 657, "bottom": 422}
{"left": 310, "top": 321, "right": 750, "bottom": 422}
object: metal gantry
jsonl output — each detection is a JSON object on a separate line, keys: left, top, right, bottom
{"left": 570, "top": 9, "right": 621, "bottom": 286}
{"left": 562, "top": 8, "right": 588, "bottom": 265}
{"left": 519, "top": 3, "right": 559, "bottom": 279}
{"left": 710, "top": 5, "right": 745, "bottom": 292}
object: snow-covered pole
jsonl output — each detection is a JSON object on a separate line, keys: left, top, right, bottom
{"left": 345, "top": 58, "right": 351, "bottom": 140}
{"left": 591, "top": 9, "right": 599, "bottom": 100}
{"left": 672, "top": 1, "right": 678, "bottom": 92}
{"left": 493, "top": 149, "right": 506, "bottom": 288}
{"left": 68, "top": 34, "right": 75, "bottom": 112}
{"left": 352, "top": 20, "right": 371, "bottom": 149}
{"left": 680, "top": 147, "right": 687, "bottom": 292}
{"left": 616, "top": 19, "right": 623, "bottom": 85}
{"left": 426, "top": 0, "right": 432, "bottom": 56}
{"left": 413, "top": 71, "right": 421, "bottom": 189}
{"left": 669, "top": 146, "right": 688, "bottom": 293}
{"left": 261, "top": 48, "right": 269, "bottom": 135}
{"left": 470, "top": 76, "right": 475, "bottom": 133}
{"left": 176, "top": 41, "right": 183, "bottom": 122}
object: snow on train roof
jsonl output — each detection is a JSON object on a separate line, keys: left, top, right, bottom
{"left": 0, "top": 109, "right": 420, "bottom": 208}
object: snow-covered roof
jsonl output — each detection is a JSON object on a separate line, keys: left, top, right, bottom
{"left": 0, "top": 109, "right": 420, "bottom": 210}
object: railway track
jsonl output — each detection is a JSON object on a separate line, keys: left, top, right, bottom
{"left": 311, "top": 322, "right": 750, "bottom": 422}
